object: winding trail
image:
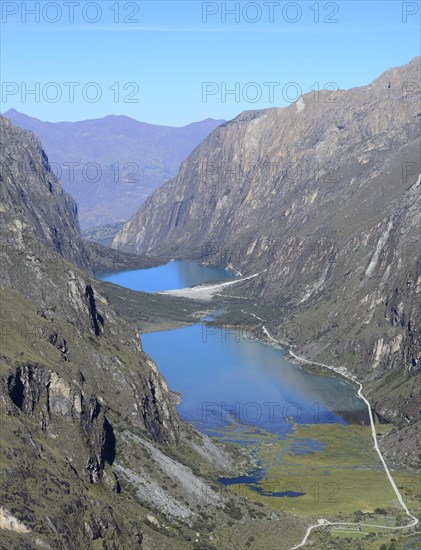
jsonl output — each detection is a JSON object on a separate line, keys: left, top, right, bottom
{"left": 241, "top": 311, "right": 419, "bottom": 549}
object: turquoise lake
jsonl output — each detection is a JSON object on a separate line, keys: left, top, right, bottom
{"left": 97, "top": 260, "right": 368, "bottom": 439}
{"left": 97, "top": 259, "right": 233, "bottom": 292}
{"left": 141, "top": 323, "right": 368, "bottom": 438}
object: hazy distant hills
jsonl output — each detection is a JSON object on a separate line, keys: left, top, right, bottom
{"left": 3, "top": 109, "right": 224, "bottom": 229}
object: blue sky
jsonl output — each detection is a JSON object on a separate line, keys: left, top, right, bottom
{"left": 1, "top": 0, "right": 420, "bottom": 125}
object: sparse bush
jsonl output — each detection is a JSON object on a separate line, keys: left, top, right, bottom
{"left": 226, "top": 503, "right": 242, "bottom": 520}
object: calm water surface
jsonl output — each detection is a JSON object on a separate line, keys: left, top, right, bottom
{"left": 98, "top": 261, "right": 368, "bottom": 496}
{"left": 141, "top": 323, "right": 368, "bottom": 437}
{"left": 98, "top": 261, "right": 368, "bottom": 435}
{"left": 97, "top": 260, "right": 233, "bottom": 292}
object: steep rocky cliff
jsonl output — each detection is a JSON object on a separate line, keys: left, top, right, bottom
{"left": 0, "top": 118, "right": 91, "bottom": 271}
{"left": 113, "top": 58, "right": 421, "bottom": 453}
{"left": 1, "top": 117, "right": 286, "bottom": 549}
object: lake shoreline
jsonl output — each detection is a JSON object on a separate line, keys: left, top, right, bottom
{"left": 97, "top": 261, "right": 420, "bottom": 540}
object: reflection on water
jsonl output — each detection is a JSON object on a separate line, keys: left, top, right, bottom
{"left": 142, "top": 324, "right": 369, "bottom": 438}
{"left": 100, "top": 261, "right": 370, "bottom": 500}
{"left": 97, "top": 260, "right": 233, "bottom": 292}
{"left": 177, "top": 260, "right": 233, "bottom": 288}
{"left": 217, "top": 452, "right": 307, "bottom": 498}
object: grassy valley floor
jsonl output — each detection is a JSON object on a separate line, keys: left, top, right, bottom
{"left": 212, "top": 422, "right": 420, "bottom": 549}
{"left": 96, "top": 280, "right": 420, "bottom": 549}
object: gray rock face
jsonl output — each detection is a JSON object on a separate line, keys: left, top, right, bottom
{"left": 114, "top": 57, "right": 420, "bottom": 266}
{"left": 0, "top": 116, "right": 90, "bottom": 270}
{"left": 113, "top": 58, "right": 421, "bottom": 439}
{"left": 4, "top": 364, "right": 114, "bottom": 483}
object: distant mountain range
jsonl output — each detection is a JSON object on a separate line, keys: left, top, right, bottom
{"left": 2, "top": 109, "right": 224, "bottom": 229}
